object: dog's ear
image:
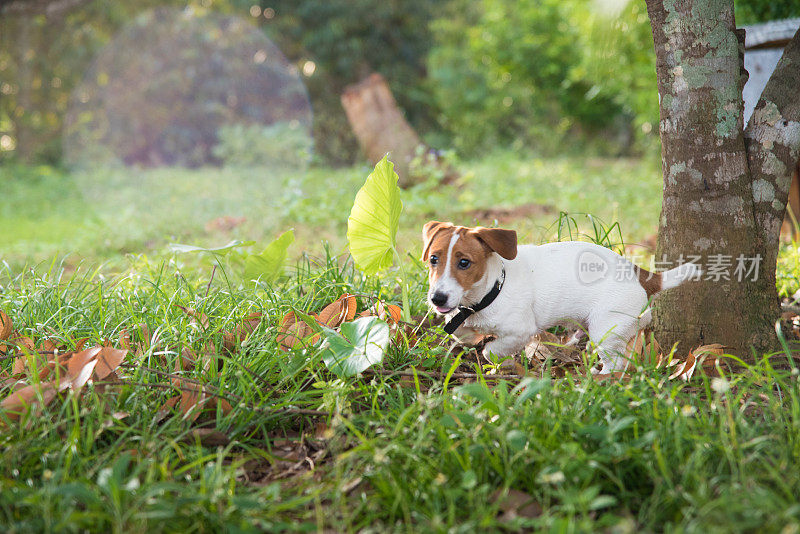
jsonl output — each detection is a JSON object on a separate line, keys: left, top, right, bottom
{"left": 470, "top": 227, "right": 517, "bottom": 260}
{"left": 421, "top": 221, "right": 453, "bottom": 261}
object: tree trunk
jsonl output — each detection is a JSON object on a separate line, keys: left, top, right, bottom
{"left": 646, "top": 0, "right": 800, "bottom": 360}
{"left": 341, "top": 73, "right": 423, "bottom": 187}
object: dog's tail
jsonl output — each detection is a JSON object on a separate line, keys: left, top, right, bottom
{"left": 661, "top": 262, "right": 703, "bottom": 291}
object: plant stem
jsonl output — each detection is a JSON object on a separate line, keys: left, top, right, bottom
{"left": 393, "top": 247, "right": 412, "bottom": 322}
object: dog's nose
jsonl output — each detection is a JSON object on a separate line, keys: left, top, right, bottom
{"left": 430, "top": 292, "right": 448, "bottom": 306}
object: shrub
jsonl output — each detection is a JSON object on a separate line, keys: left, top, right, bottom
{"left": 212, "top": 122, "right": 313, "bottom": 169}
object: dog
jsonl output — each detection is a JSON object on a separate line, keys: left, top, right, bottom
{"left": 422, "top": 221, "right": 701, "bottom": 374}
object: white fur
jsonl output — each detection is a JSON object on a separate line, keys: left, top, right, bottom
{"left": 437, "top": 241, "right": 699, "bottom": 374}
{"left": 429, "top": 233, "right": 463, "bottom": 312}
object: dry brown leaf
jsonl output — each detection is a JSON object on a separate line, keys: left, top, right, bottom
{"left": 12, "top": 355, "right": 28, "bottom": 376}
{"left": 491, "top": 488, "right": 543, "bottom": 521}
{"left": 593, "top": 371, "right": 631, "bottom": 383}
{"left": 373, "top": 301, "right": 402, "bottom": 324}
{"left": 177, "top": 347, "right": 198, "bottom": 372}
{"left": 694, "top": 343, "right": 725, "bottom": 357}
{"left": 16, "top": 335, "right": 36, "bottom": 354}
{"left": 669, "top": 351, "right": 698, "bottom": 381}
{"left": 317, "top": 294, "right": 357, "bottom": 328}
{"left": 1, "top": 382, "right": 57, "bottom": 421}
{"left": 626, "top": 330, "right": 646, "bottom": 362}
{"left": 179, "top": 389, "right": 203, "bottom": 422}
{"left": 66, "top": 346, "right": 102, "bottom": 390}
{"left": 276, "top": 311, "right": 319, "bottom": 351}
{"left": 119, "top": 328, "right": 131, "bottom": 351}
{"left": 183, "top": 428, "right": 230, "bottom": 447}
{"left": 37, "top": 353, "right": 71, "bottom": 382}
{"left": 156, "top": 395, "right": 180, "bottom": 421}
{"left": 176, "top": 305, "right": 210, "bottom": 330}
{"left": 94, "top": 347, "right": 127, "bottom": 380}
{"left": 218, "top": 398, "right": 233, "bottom": 416}
{"left": 222, "top": 313, "right": 263, "bottom": 355}
{"left": 0, "top": 311, "right": 11, "bottom": 342}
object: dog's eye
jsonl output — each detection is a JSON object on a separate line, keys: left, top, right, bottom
{"left": 458, "top": 258, "right": 471, "bottom": 270}
{"left": 430, "top": 255, "right": 438, "bottom": 266}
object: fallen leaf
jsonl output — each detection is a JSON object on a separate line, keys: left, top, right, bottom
{"left": 593, "top": 371, "right": 631, "bottom": 383}
{"left": 0, "top": 311, "right": 11, "bottom": 342}
{"left": 1, "top": 382, "right": 57, "bottom": 421}
{"left": 277, "top": 311, "right": 319, "bottom": 351}
{"left": 317, "top": 294, "right": 357, "bottom": 328}
{"left": 182, "top": 428, "right": 230, "bottom": 447}
{"left": 119, "top": 328, "right": 131, "bottom": 351}
{"left": 12, "top": 355, "right": 28, "bottom": 376}
{"left": 94, "top": 347, "right": 127, "bottom": 380}
{"left": 176, "top": 305, "right": 210, "bottom": 330}
{"left": 626, "top": 330, "right": 646, "bottom": 363}
{"left": 156, "top": 396, "right": 180, "bottom": 422}
{"left": 491, "top": 488, "right": 543, "bottom": 520}
{"left": 694, "top": 343, "right": 725, "bottom": 357}
{"left": 66, "top": 346, "right": 102, "bottom": 390}
{"left": 374, "top": 301, "right": 402, "bottom": 323}
{"left": 669, "top": 351, "right": 698, "bottom": 381}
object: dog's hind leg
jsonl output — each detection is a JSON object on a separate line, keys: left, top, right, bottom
{"left": 587, "top": 312, "right": 641, "bottom": 375}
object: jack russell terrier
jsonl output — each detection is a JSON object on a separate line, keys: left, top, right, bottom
{"left": 422, "top": 221, "right": 701, "bottom": 374}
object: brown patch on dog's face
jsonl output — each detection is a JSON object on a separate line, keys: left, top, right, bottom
{"left": 423, "top": 221, "right": 516, "bottom": 312}
{"left": 445, "top": 229, "right": 492, "bottom": 290}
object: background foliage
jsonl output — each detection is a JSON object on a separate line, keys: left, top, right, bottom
{"left": 2, "top": 0, "right": 797, "bottom": 166}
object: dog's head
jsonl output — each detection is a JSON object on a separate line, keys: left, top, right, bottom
{"left": 421, "top": 221, "right": 517, "bottom": 314}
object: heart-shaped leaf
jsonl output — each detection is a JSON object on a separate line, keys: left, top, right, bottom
{"left": 347, "top": 156, "right": 403, "bottom": 275}
{"left": 243, "top": 230, "right": 295, "bottom": 284}
{"left": 320, "top": 317, "right": 390, "bottom": 377}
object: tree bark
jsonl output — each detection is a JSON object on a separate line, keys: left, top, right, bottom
{"left": 645, "top": 0, "right": 800, "bottom": 359}
{"left": 745, "top": 28, "right": 800, "bottom": 285}
{"left": 341, "top": 73, "right": 423, "bottom": 188}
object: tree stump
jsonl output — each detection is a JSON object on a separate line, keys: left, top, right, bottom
{"left": 341, "top": 73, "right": 423, "bottom": 187}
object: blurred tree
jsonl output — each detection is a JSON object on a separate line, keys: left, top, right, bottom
{"left": 735, "top": 0, "right": 800, "bottom": 24}
{"left": 249, "top": 0, "right": 438, "bottom": 165}
{"left": 428, "top": 0, "right": 633, "bottom": 155}
{"left": 0, "top": 0, "right": 238, "bottom": 164}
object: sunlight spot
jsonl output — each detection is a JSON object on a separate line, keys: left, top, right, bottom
{"left": 0, "top": 135, "right": 15, "bottom": 151}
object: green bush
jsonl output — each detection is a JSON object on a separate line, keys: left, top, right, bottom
{"left": 427, "top": 0, "right": 659, "bottom": 156}
{"left": 213, "top": 122, "right": 313, "bottom": 168}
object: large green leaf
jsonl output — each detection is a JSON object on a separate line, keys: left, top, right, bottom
{"left": 169, "top": 239, "right": 255, "bottom": 256}
{"left": 347, "top": 156, "right": 403, "bottom": 275}
{"left": 320, "top": 317, "right": 390, "bottom": 377}
{"left": 243, "top": 230, "right": 294, "bottom": 284}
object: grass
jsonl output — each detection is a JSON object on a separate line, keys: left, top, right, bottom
{"left": 0, "top": 151, "right": 663, "bottom": 270}
{"left": 1, "top": 251, "right": 800, "bottom": 532}
{"left": 2, "top": 153, "right": 800, "bottom": 531}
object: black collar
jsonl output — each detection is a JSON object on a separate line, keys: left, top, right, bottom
{"left": 443, "top": 267, "right": 506, "bottom": 335}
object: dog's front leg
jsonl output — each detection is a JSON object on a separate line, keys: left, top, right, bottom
{"left": 482, "top": 332, "right": 534, "bottom": 360}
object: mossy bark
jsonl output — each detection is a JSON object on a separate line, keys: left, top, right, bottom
{"left": 646, "top": 0, "right": 800, "bottom": 359}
